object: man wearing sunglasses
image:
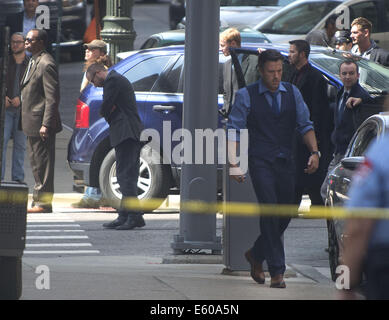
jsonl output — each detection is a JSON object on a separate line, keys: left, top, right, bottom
{"left": 20, "top": 28, "right": 62, "bottom": 213}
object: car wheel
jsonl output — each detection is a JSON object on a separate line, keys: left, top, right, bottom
{"left": 99, "top": 145, "right": 171, "bottom": 211}
{"left": 327, "top": 218, "right": 340, "bottom": 282}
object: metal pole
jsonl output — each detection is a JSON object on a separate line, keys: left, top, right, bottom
{"left": 171, "top": 0, "right": 222, "bottom": 254}
{"left": 55, "top": 0, "right": 62, "bottom": 66}
{"left": 0, "top": 27, "right": 10, "bottom": 176}
{"left": 100, "top": 0, "right": 136, "bottom": 65}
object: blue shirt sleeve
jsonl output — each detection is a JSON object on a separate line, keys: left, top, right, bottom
{"left": 226, "top": 87, "right": 250, "bottom": 142}
{"left": 293, "top": 85, "right": 314, "bottom": 136}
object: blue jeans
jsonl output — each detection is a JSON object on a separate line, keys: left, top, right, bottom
{"left": 82, "top": 186, "right": 102, "bottom": 201}
{"left": 1, "top": 109, "right": 26, "bottom": 182}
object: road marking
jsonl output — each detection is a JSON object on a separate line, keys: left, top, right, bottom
{"left": 27, "top": 224, "right": 81, "bottom": 228}
{"left": 24, "top": 250, "right": 100, "bottom": 254}
{"left": 26, "top": 235, "right": 89, "bottom": 240}
{"left": 26, "top": 230, "right": 85, "bottom": 233}
{"left": 26, "top": 243, "right": 93, "bottom": 247}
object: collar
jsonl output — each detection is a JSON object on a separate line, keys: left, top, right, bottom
{"left": 258, "top": 79, "right": 287, "bottom": 95}
{"left": 24, "top": 11, "right": 36, "bottom": 20}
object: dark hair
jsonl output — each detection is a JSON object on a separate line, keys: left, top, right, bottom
{"left": 11, "top": 32, "right": 24, "bottom": 40}
{"left": 339, "top": 59, "right": 359, "bottom": 74}
{"left": 86, "top": 63, "right": 107, "bottom": 79}
{"left": 335, "top": 29, "right": 352, "bottom": 45}
{"left": 289, "top": 39, "right": 310, "bottom": 58}
{"left": 257, "top": 49, "right": 284, "bottom": 70}
{"left": 30, "top": 28, "right": 48, "bottom": 47}
{"left": 325, "top": 14, "right": 338, "bottom": 28}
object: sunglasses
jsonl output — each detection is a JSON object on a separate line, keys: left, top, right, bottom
{"left": 25, "top": 37, "right": 39, "bottom": 43}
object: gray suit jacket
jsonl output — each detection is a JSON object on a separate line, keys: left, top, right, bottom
{"left": 20, "top": 50, "right": 62, "bottom": 136}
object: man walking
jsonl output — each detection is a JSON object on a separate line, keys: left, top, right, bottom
{"left": 350, "top": 17, "right": 389, "bottom": 67}
{"left": 321, "top": 60, "right": 372, "bottom": 200}
{"left": 227, "top": 49, "right": 319, "bottom": 288}
{"left": 306, "top": 14, "right": 338, "bottom": 48}
{"left": 1, "top": 32, "right": 29, "bottom": 183}
{"left": 86, "top": 63, "right": 145, "bottom": 230}
{"left": 288, "top": 39, "right": 332, "bottom": 207}
{"left": 21, "top": 29, "right": 62, "bottom": 213}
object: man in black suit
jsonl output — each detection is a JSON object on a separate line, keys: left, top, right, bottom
{"left": 288, "top": 40, "right": 332, "bottom": 206}
{"left": 351, "top": 17, "right": 389, "bottom": 67}
{"left": 86, "top": 63, "right": 146, "bottom": 230}
{"left": 320, "top": 59, "right": 372, "bottom": 200}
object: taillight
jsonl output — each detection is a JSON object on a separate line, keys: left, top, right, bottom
{"left": 75, "top": 99, "right": 90, "bottom": 128}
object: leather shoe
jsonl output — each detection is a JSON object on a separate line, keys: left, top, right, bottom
{"left": 245, "top": 249, "right": 265, "bottom": 284}
{"left": 116, "top": 215, "right": 145, "bottom": 230}
{"left": 102, "top": 217, "right": 127, "bottom": 229}
{"left": 27, "top": 205, "right": 52, "bottom": 213}
{"left": 270, "top": 274, "right": 286, "bottom": 288}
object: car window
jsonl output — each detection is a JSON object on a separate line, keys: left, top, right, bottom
{"left": 349, "top": 1, "right": 380, "bottom": 33}
{"left": 349, "top": 123, "right": 378, "bottom": 157}
{"left": 141, "top": 38, "right": 159, "bottom": 50}
{"left": 385, "top": 0, "right": 389, "bottom": 31}
{"left": 153, "top": 56, "right": 183, "bottom": 93}
{"left": 220, "top": 0, "right": 295, "bottom": 5}
{"left": 258, "top": 1, "right": 339, "bottom": 34}
{"left": 123, "top": 56, "right": 172, "bottom": 92}
{"left": 310, "top": 52, "right": 389, "bottom": 97}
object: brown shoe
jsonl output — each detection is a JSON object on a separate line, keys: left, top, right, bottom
{"left": 270, "top": 274, "right": 286, "bottom": 288}
{"left": 27, "top": 205, "right": 52, "bottom": 213}
{"left": 245, "top": 249, "right": 265, "bottom": 284}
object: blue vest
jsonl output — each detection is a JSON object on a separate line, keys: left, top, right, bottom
{"left": 246, "top": 82, "right": 296, "bottom": 161}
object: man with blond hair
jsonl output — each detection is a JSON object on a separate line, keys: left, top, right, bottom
{"left": 350, "top": 17, "right": 389, "bottom": 67}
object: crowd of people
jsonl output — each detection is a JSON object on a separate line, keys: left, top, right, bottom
{"left": 1, "top": 1, "right": 388, "bottom": 298}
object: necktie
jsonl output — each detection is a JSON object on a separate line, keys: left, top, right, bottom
{"left": 269, "top": 91, "right": 280, "bottom": 114}
{"left": 337, "top": 91, "right": 349, "bottom": 124}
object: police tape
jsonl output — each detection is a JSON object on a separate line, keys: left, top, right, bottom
{"left": 1, "top": 189, "right": 388, "bottom": 220}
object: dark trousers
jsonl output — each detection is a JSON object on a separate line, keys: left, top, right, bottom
{"left": 365, "top": 248, "right": 389, "bottom": 299}
{"left": 27, "top": 135, "right": 56, "bottom": 208}
{"left": 114, "top": 138, "right": 142, "bottom": 218}
{"left": 248, "top": 157, "right": 294, "bottom": 278}
{"left": 294, "top": 185, "right": 324, "bottom": 206}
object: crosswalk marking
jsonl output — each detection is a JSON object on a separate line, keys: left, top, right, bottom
{"left": 25, "top": 213, "right": 99, "bottom": 256}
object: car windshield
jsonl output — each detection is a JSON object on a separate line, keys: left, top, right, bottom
{"left": 258, "top": 1, "right": 340, "bottom": 34}
{"left": 310, "top": 51, "right": 389, "bottom": 96}
{"left": 220, "top": 0, "right": 295, "bottom": 6}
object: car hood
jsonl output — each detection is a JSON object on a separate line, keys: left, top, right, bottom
{"left": 220, "top": 6, "right": 280, "bottom": 28}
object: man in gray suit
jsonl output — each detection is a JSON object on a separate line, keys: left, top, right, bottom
{"left": 21, "top": 28, "right": 62, "bottom": 213}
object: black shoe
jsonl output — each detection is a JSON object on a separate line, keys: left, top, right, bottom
{"left": 116, "top": 215, "right": 145, "bottom": 230}
{"left": 102, "top": 217, "right": 127, "bottom": 229}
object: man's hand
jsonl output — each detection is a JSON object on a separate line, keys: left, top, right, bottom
{"left": 346, "top": 97, "right": 362, "bottom": 109}
{"left": 39, "top": 126, "right": 49, "bottom": 141}
{"left": 230, "top": 164, "right": 246, "bottom": 183}
{"left": 5, "top": 96, "right": 11, "bottom": 108}
{"left": 11, "top": 96, "right": 21, "bottom": 108}
{"left": 305, "top": 154, "right": 319, "bottom": 174}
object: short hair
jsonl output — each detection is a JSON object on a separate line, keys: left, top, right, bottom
{"left": 30, "top": 28, "right": 48, "bottom": 47}
{"left": 86, "top": 63, "right": 107, "bottom": 79}
{"left": 351, "top": 17, "right": 372, "bottom": 34}
{"left": 11, "top": 32, "right": 24, "bottom": 40}
{"left": 257, "top": 49, "right": 284, "bottom": 70}
{"left": 325, "top": 14, "right": 338, "bottom": 28}
{"left": 220, "top": 27, "right": 241, "bottom": 47}
{"left": 289, "top": 39, "right": 310, "bottom": 58}
{"left": 339, "top": 59, "right": 359, "bottom": 74}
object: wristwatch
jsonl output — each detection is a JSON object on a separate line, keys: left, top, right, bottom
{"left": 311, "top": 151, "right": 321, "bottom": 158}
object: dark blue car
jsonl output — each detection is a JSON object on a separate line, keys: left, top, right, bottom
{"left": 67, "top": 43, "right": 387, "bottom": 210}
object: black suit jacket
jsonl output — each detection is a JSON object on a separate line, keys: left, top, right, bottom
{"left": 332, "top": 82, "right": 372, "bottom": 155}
{"left": 101, "top": 70, "right": 144, "bottom": 147}
{"left": 289, "top": 63, "right": 332, "bottom": 187}
{"left": 370, "top": 47, "right": 389, "bottom": 67}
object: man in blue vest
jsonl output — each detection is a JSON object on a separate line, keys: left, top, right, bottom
{"left": 227, "top": 49, "right": 319, "bottom": 288}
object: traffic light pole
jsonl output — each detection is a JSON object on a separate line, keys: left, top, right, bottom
{"left": 171, "top": 0, "right": 222, "bottom": 254}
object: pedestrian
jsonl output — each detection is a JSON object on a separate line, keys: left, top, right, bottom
{"left": 71, "top": 39, "right": 112, "bottom": 209}
{"left": 21, "top": 28, "right": 62, "bottom": 213}
{"left": 321, "top": 59, "right": 372, "bottom": 201}
{"left": 86, "top": 63, "right": 145, "bottom": 230}
{"left": 306, "top": 14, "right": 338, "bottom": 48}
{"left": 339, "top": 132, "right": 389, "bottom": 300}
{"left": 334, "top": 30, "right": 353, "bottom": 51}
{"left": 1, "top": 32, "right": 29, "bottom": 183}
{"left": 350, "top": 17, "right": 389, "bottom": 67}
{"left": 288, "top": 39, "right": 332, "bottom": 207}
{"left": 219, "top": 27, "right": 258, "bottom": 115}
{"left": 227, "top": 49, "right": 319, "bottom": 288}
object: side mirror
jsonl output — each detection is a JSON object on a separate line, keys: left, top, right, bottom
{"left": 340, "top": 156, "right": 365, "bottom": 170}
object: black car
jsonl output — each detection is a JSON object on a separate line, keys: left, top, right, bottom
{"left": 325, "top": 110, "right": 389, "bottom": 281}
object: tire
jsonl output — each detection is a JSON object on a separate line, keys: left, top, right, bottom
{"left": 99, "top": 145, "right": 171, "bottom": 211}
{"left": 327, "top": 219, "right": 340, "bottom": 282}
{"left": 0, "top": 256, "right": 22, "bottom": 300}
